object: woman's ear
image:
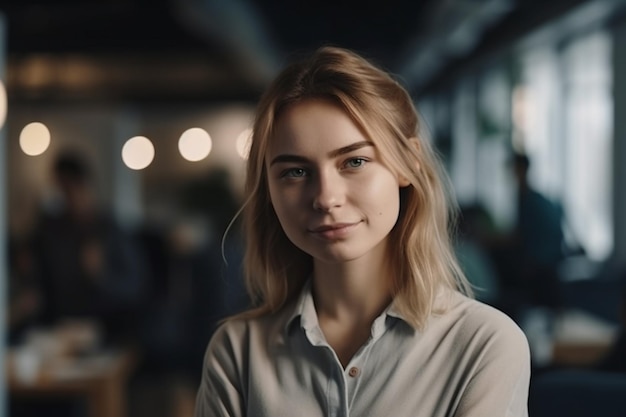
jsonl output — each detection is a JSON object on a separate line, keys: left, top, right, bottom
{"left": 398, "top": 174, "right": 411, "bottom": 187}
{"left": 407, "top": 137, "right": 421, "bottom": 154}
{"left": 397, "top": 137, "right": 420, "bottom": 187}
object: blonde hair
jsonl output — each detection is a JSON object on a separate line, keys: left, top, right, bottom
{"left": 240, "top": 46, "right": 471, "bottom": 328}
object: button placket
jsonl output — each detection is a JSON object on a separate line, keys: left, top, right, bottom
{"left": 344, "top": 346, "right": 369, "bottom": 410}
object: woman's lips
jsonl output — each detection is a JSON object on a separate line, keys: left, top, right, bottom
{"left": 309, "top": 222, "right": 361, "bottom": 240}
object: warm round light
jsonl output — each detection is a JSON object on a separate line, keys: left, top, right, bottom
{"left": 178, "top": 127, "right": 212, "bottom": 162}
{"left": 19, "top": 122, "right": 51, "bottom": 156}
{"left": 122, "top": 136, "right": 155, "bottom": 170}
{"left": 0, "top": 81, "right": 7, "bottom": 129}
{"left": 236, "top": 128, "right": 253, "bottom": 159}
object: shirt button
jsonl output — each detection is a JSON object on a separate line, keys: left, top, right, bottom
{"left": 348, "top": 367, "right": 360, "bottom": 378}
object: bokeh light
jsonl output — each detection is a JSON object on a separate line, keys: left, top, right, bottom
{"left": 236, "top": 128, "right": 253, "bottom": 159}
{"left": 122, "top": 136, "right": 155, "bottom": 170}
{"left": 0, "top": 81, "right": 7, "bottom": 129}
{"left": 178, "top": 127, "right": 212, "bottom": 162}
{"left": 19, "top": 122, "right": 51, "bottom": 156}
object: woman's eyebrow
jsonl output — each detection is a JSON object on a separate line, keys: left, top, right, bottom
{"left": 269, "top": 154, "right": 310, "bottom": 167}
{"left": 269, "top": 141, "right": 374, "bottom": 167}
{"left": 327, "top": 141, "right": 374, "bottom": 158}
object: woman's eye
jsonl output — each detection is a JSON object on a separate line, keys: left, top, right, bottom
{"left": 282, "top": 168, "right": 308, "bottom": 178}
{"left": 345, "top": 158, "right": 366, "bottom": 169}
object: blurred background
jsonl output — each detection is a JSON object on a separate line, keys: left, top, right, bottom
{"left": 1, "top": 0, "right": 626, "bottom": 416}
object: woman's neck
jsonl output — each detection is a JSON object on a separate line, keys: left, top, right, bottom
{"left": 312, "top": 256, "right": 393, "bottom": 326}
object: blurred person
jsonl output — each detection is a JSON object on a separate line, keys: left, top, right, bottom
{"left": 178, "top": 168, "right": 251, "bottom": 320}
{"left": 195, "top": 46, "right": 530, "bottom": 417}
{"left": 138, "top": 169, "right": 249, "bottom": 377}
{"left": 507, "top": 152, "right": 566, "bottom": 310}
{"left": 28, "top": 150, "right": 145, "bottom": 345}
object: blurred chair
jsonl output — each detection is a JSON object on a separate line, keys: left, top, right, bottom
{"left": 529, "top": 370, "right": 626, "bottom": 417}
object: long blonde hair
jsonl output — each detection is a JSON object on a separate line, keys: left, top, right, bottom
{"left": 240, "top": 46, "right": 471, "bottom": 328}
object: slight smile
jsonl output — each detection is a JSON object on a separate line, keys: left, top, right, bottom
{"left": 308, "top": 222, "right": 362, "bottom": 240}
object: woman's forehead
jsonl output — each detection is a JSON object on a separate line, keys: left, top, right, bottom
{"left": 265, "top": 100, "right": 376, "bottom": 157}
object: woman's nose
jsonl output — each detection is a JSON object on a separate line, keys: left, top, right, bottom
{"left": 312, "top": 170, "right": 345, "bottom": 212}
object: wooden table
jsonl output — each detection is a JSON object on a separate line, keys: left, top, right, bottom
{"left": 8, "top": 348, "right": 136, "bottom": 417}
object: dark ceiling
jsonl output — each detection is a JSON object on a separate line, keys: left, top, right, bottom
{"left": 0, "top": 0, "right": 613, "bottom": 105}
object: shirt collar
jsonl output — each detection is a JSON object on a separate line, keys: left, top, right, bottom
{"left": 284, "top": 279, "right": 314, "bottom": 336}
{"left": 387, "top": 286, "right": 455, "bottom": 330}
{"left": 284, "top": 279, "right": 414, "bottom": 337}
{"left": 385, "top": 301, "right": 406, "bottom": 322}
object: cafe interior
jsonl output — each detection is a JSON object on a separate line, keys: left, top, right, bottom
{"left": 2, "top": 0, "right": 626, "bottom": 416}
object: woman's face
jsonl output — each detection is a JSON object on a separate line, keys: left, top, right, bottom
{"left": 266, "top": 99, "right": 408, "bottom": 265}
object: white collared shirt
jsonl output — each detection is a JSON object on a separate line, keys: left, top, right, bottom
{"left": 195, "top": 282, "right": 530, "bottom": 417}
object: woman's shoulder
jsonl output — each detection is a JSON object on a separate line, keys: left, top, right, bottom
{"left": 438, "top": 291, "right": 530, "bottom": 354}
{"left": 208, "top": 308, "right": 292, "bottom": 352}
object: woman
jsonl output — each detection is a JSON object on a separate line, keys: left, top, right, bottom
{"left": 195, "top": 46, "right": 530, "bottom": 417}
